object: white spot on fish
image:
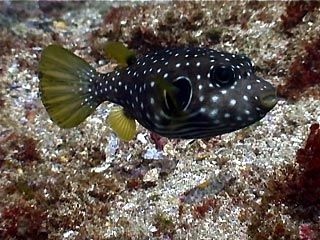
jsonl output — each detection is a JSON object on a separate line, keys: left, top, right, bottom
{"left": 229, "top": 99, "right": 236, "bottom": 106}
{"left": 210, "top": 109, "right": 218, "bottom": 117}
{"left": 154, "top": 114, "right": 160, "bottom": 121}
{"left": 224, "top": 113, "right": 230, "bottom": 118}
{"left": 212, "top": 95, "right": 219, "bottom": 102}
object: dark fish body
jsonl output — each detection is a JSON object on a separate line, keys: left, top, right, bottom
{"left": 39, "top": 44, "right": 277, "bottom": 140}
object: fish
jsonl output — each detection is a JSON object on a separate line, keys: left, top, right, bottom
{"left": 39, "top": 42, "right": 277, "bottom": 141}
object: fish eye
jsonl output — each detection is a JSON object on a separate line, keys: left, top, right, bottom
{"left": 211, "top": 65, "right": 235, "bottom": 87}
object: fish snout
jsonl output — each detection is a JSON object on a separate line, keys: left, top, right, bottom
{"left": 257, "top": 87, "right": 277, "bottom": 110}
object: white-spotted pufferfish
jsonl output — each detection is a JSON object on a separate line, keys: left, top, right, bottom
{"left": 39, "top": 42, "right": 277, "bottom": 141}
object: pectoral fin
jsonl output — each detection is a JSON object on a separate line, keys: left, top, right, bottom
{"left": 155, "top": 77, "right": 193, "bottom": 114}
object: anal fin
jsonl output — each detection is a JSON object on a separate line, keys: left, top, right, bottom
{"left": 108, "top": 108, "right": 136, "bottom": 141}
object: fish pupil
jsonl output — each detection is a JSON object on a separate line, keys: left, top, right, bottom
{"left": 212, "top": 65, "right": 235, "bottom": 86}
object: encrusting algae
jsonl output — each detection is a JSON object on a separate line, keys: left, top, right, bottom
{"left": 39, "top": 42, "right": 277, "bottom": 141}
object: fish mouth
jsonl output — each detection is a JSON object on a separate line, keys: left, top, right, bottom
{"left": 257, "top": 89, "right": 278, "bottom": 110}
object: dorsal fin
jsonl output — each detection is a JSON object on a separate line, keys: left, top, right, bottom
{"left": 104, "top": 42, "right": 136, "bottom": 67}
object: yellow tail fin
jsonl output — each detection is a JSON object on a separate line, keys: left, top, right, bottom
{"left": 39, "top": 45, "right": 100, "bottom": 128}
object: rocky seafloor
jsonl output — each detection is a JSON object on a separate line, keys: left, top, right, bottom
{"left": 0, "top": 1, "right": 320, "bottom": 239}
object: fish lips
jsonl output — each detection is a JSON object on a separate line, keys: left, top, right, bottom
{"left": 257, "top": 88, "right": 278, "bottom": 111}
